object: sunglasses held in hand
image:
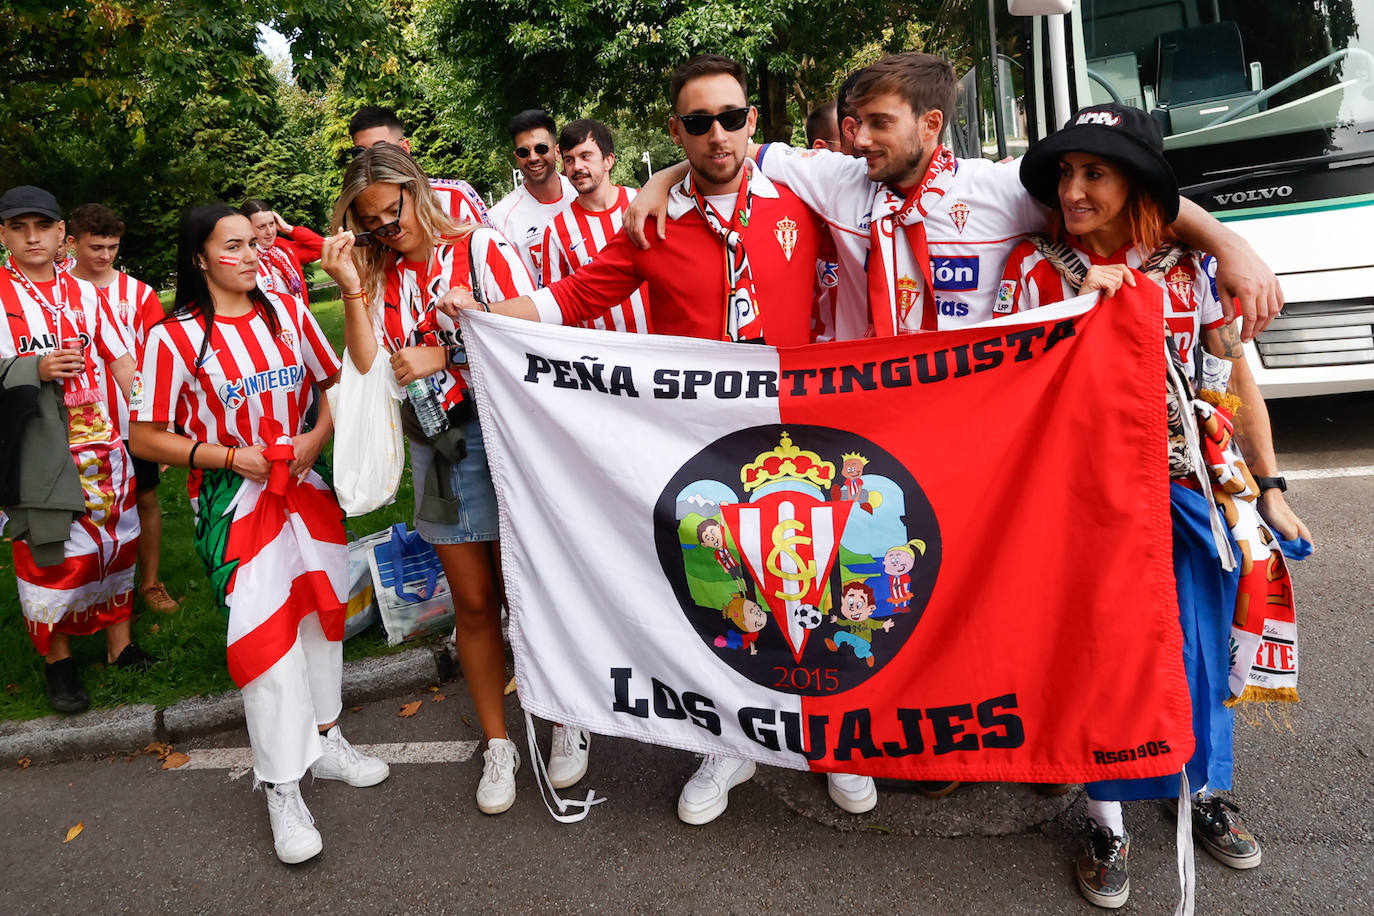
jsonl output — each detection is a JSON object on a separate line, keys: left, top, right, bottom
{"left": 352, "top": 190, "right": 405, "bottom": 247}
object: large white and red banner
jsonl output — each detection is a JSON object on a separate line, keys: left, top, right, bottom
{"left": 462, "top": 290, "right": 1194, "bottom": 783}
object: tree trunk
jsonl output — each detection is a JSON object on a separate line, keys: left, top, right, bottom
{"left": 755, "top": 62, "right": 793, "bottom": 143}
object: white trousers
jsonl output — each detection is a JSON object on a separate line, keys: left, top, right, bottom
{"left": 240, "top": 611, "right": 343, "bottom": 784}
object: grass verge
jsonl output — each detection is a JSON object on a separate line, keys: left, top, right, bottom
{"left": 0, "top": 291, "right": 432, "bottom": 721}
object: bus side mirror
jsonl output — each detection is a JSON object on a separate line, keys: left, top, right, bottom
{"left": 1007, "top": 0, "right": 1074, "bottom": 14}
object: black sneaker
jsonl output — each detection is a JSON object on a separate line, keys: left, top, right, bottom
{"left": 44, "top": 658, "right": 90, "bottom": 714}
{"left": 112, "top": 643, "right": 158, "bottom": 671}
{"left": 1192, "top": 796, "right": 1262, "bottom": 869}
{"left": 1076, "top": 820, "right": 1130, "bottom": 909}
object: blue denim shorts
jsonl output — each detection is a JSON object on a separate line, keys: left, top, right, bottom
{"left": 408, "top": 417, "right": 499, "bottom": 545}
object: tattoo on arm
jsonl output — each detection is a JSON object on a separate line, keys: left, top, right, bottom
{"left": 1214, "top": 321, "right": 1244, "bottom": 358}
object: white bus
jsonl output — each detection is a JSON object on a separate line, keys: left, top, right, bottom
{"left": 936, "top": 0, "right": 1374, "bottom": 397}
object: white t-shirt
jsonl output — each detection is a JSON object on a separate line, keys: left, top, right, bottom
{"left": 489, "top": 175, "right": 575, "bottom": 286}
{"left": 753, "top": 144, "right": 1047, "bottom": 340}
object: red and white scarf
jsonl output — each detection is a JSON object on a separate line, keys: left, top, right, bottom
{"left": 259, "top": 244, "right": 303, "bottom": 296}
{"left": 867, "top": 146, "right": 958, "bottom": 336}
{"left": 4, "top": 259, "right": 101, "bottom": 405}
{"left": 685, "top": 169, "right": 765, "bottom": 343}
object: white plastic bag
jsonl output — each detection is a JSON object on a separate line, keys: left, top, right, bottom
{"left": 326, "top": 348, "right": 404, "bottom": 516}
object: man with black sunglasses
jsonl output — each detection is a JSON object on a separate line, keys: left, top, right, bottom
{"left": 348, "top": 106, "right": 493, "bottom": 231}
{"left": 488, "top": 109, "right": 575, "bottom": 286}
{"left": 442, "top": 55, "right": 876, "bottom": 825}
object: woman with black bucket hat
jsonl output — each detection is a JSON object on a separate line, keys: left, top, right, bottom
{"left": 996, "top": 103, "right": 1312, "bottom": 909}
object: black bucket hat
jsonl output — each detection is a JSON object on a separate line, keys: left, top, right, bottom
{"left": 1020, "top": 103, "right": 1179, "bottom": 222}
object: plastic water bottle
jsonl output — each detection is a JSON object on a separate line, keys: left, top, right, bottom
{"left": 406, "top": 375, "right": 450, "bottom": 437}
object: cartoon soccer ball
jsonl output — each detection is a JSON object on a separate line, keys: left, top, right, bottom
{"left": 791, "top": 603, "right": 823, "bottom": 630}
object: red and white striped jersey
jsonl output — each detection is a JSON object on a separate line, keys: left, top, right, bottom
{"left": 81, "top": 271, "right": 164, "bottom": 439}
{"left": 997, "top": 238, "right": 1226, "bottom": 372}
{"left": 133, "top": 290, "right": 340, "bottom": 449}
{"left": 374, "top": 229, "right": 534, "bottom": 410}
{"left": 430, "top": 178, "right": 493, "bottom": 229}
{"left": 1, "top": 266, "right": 129, "bottom": 422}
{"left": 541, "top": 186, "right": 651, "bottom": 333}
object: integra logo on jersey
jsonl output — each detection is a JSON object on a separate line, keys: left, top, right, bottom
{"left": 931, "top": 256, "right": 979, "bottom": 291}
{"left": 217, "top": 365, "right": 306, "bottom": 408}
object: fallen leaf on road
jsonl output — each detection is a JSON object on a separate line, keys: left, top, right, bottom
{"left": 429, "top": 686, "right": 440, "bottom": 693}
{"left": 398, "top": 701, "right": 422, "bottom": 718}
{"left": 142, "top": 742, "right": 170, "bottom": 758}
{"left": 17, "top": 757, "right": 31, "bottom": 769}
{"left": 503, "top": 677, "right": 517, "bottom": 696}
{"left": 161, "top": 752, "right": 190, "bottom": 770}
{"left": 350, "top": 705, "right": 364, "bottom": 713}
{"left": 460, "top": 715, "right": 472, "bottom": 728}
{"left": 63, "top": 823, "right": 83, "bottom": 843}
{"left": 431, "top": 694, "right": 446, "bottom": 703}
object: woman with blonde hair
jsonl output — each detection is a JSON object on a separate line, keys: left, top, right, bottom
{"left": 320, "top": 144, "right": 535, "bottom": 814}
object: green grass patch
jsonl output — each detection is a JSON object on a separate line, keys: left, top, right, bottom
{"left": 0, "top": 291, "right": 427, "bottom": 721}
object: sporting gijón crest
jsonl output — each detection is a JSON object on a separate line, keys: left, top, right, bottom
{"left": 656, "top": 425, "right": 941, "bottom": 696}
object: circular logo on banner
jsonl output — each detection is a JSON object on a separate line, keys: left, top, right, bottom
{"left": 654, "top": 424, "right": 941, "bottom": 697}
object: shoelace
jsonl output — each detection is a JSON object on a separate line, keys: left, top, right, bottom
{"left": 274, "top": 785, "right": 316, "bottom": 830}
{"left": 1088, "top": 823, "right": 1126, "bottom": 865}
{"left": 1196, "top": 796, "right": 1241, "bottom": 833}
{"left": 553, "top": 727, "right": 582, "bottom": 758}
{"left": 325, "top": 731, "right": 365, "bottom": 766}
{"left": 484, "top": 744, "right": 516, "bottom": 783}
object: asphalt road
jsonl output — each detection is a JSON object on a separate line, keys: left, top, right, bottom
{"left": 3, "top": 391, "right": 1371, "bottom": 915}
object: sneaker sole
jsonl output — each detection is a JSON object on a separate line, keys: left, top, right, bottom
{"left": 477, "top": 793, "right": 517, "bottom": 815}
{"left": 677, "top": 760, "right": 757, "bottom": 826}
{"left": 1199, "top": 841, "right": 1262, "bottom": 870}
{"left": 1077, "top": 878, "right": 1128, "bottom": 909}
{"left": 311, "top": 766, "right": 391, "bottom": 788}
{"left": 827, "top": 780, "right": 878, "bottom": 814}
{"left": 276, "top": 834, "right": 323, "bottom": 865}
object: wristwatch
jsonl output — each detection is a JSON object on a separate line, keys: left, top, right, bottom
{"left": 1254, "top": 475, "right": 1287, "bottom": 493}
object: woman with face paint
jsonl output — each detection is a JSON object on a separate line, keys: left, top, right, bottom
{"left": 129, "top": 204, "right": 389, "bottom": 865}
{"left": 999, "top": 104, "right": 1311, "bottom": 909}
{"left": 320, "top": 144, "right": 536, "bottom": 816}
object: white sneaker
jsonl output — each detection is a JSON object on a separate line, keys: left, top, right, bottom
{"left": 311, "top": 726, "right": 391, "bottom": 787}
{"left": 677, "top": 755, "right": 756, "bottom": 826}
{"left": 264, "top": 780, "right": 323, "bottom": 864}
{"left": 547, "top": 725, "right": 591, "bottom": 789}
{"left": 827, "top": 772, "right": 878, "bottom": 814}
{"left": 476, "top": 737, "right": 520, "bottom": 814}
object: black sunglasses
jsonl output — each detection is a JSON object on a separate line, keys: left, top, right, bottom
{"left": 675, "top": 107, "right": 751, "bottom": 136}
{"left": 515, "top": 142, "right": 551, "bottom": 159}
{"left": 352, "top": 189, "right": 404, "bottom": 247}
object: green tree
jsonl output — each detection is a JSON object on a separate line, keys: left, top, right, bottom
{"left": 0, "top": 0, "right": 406, "bottom": 285}
{"left": 415, "top": 0, "right": 938, "bottom": 146}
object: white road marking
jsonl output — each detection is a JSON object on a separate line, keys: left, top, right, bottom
{"left": 176, "top": 740, "right": 481, "bottom": 773}
{"left": 1286, "top": 466, "right": 1374, "bottom": 480}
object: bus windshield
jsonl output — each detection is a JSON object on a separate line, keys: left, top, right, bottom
{"left": 1078, "top": 0, "right": 1374, "bottom": 187}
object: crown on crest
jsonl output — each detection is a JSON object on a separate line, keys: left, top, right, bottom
{"left": 740, "top": 432, "right": 835, "bottom": 492}
{"left": 840, "top": 451, "right": 867, "bottom": 464}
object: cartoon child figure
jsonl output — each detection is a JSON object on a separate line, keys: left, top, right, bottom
{"left": 832, "top": 452, "right": 877, "bottom": 514}
{"left": 882, "top": 539, "right": 926, "bottom": 613}
{"left": 697, "top": 518, "right": 745, "bottom": 585}
{"left": 824, "top": 581, "right": 893, "bottom": 667}
{"left": 714, "top": 594, "right": 768, "bottom": 655}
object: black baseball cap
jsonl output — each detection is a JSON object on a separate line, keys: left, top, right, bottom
{"left": 0, "top": 186, "right": 63, "bottom": 222}
{"left": 1020, "top": 104, "right": 1179, "bottom": 222}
